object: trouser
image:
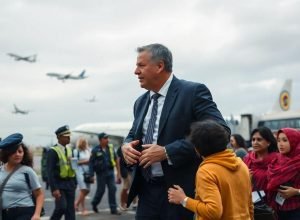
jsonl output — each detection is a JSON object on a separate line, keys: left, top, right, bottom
{"left": 50, "top": 189, "right": 76, "bottom": 220}
{"left": 2, "top": 206, "right": 35, "bottom": 220}
{"left": 92, "top": 169, "right": 117, "bottom": 212}
{"left": 135, "top": 176, "right": 194, "bottom": 220}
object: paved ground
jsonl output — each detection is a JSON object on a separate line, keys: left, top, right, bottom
{"left": 41, "top": 184, "right": 136, "bottom": 220}
{"left": 34, "top": 155, "right": 136, "bottom": 220}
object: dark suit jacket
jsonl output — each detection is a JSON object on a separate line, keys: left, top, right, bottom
{"left": 125, "top": 76, "right": 230, "bottom": 218}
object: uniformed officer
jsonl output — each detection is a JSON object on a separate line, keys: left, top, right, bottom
{"left": 89, "top": 132, "right": 121, "bottom": 215}
{"left": 47, "top": 125, "right": 77, "bottom": 220}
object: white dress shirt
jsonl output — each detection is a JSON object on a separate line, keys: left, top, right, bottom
{"left": 142, "top": 74, "right": 173, "bottom": 177}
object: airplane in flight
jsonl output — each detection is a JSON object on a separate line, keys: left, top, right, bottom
{"left": 7, "top": 53, "right": 37, "bottom": 63}
{"left": 46, "top": 70, "right": 88, "bottom": 82}
{"left": 12, "top": 104, "right": 30, "bottom": 115}
{"left": 85, "top": 96, "right": 97, "bottom": 103}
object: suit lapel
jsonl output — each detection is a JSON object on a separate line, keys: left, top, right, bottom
{"left": 158, "top": 77, "right": 180, "bottom": 138}
{"left": 135, "top": 92, "right": 151, "bottom": 140}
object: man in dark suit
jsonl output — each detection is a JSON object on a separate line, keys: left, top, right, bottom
{"left": 121, "top": 43, "right": 230, "bottom": 220}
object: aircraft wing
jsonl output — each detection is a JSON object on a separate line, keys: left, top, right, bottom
{"left": 47, "top": 73, "right": 62, "bottom": 77}
{"left": 7, "top": 53, "right": 21, "bottom": 59}
{"left": 63, "top": 74, "right": 71, "bottom": 79}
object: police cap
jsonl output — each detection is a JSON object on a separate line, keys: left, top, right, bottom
{"left": 98, "top": 132, "right": 108, "bottom": 139}
{"left": 55, "top": 125, "right": 71, "bottom": 137}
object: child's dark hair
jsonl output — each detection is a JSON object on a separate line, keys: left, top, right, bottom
{"left": 189, "top": 120, "right": 230, "bottom": 157}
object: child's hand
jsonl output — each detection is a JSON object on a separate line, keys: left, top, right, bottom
{"left": 168, "top": 185, "right": 187, "bottom": 204}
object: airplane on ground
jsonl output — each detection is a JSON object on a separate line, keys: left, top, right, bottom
{"left": 85, "top": 96, "right": 96, "bottom": 103}
{"left": 7, "top": 53, "right": 37, "bottom": 63}
{"left": 46, "top": 70, "right": 88, "bottom": 82}
{"left": 70, "top": 122, "right": 132, "bottom": 148}
{"left": 227, "top": 79, "right": 300, "bottom": 143}
{"left": 12, "top": 104, "right": 30, "bottom": 115}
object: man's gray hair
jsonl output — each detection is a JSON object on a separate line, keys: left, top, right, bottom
{"left": 137, "top": 43, "right": 173, "bottom": 72}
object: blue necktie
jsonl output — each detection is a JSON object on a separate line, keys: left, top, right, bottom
{"left": 142, "top": 93, "right": 161, "bottom": 181}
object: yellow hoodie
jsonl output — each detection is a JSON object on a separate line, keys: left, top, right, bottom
{"left": 185, "top": 150, "right": 254, "bottom": 220}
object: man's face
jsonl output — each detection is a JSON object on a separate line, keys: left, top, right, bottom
{"left": 99, "top": 137, "right": 109, "bottom": 146}
{"left": 134, "top": 51, "right": 160, "bottom": 90}
{"left": 58, "top": 135, "right": 70, "bottom": 146}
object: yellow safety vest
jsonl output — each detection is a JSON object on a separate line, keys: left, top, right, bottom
{"left": 52, "top": 145, "right": 75, "bottom": 178}
{"left": 108, "top": 144, "right": 116, "bottom": 167}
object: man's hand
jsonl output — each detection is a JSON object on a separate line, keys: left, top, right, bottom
{"left": 139, "top": 144, "right": 167, "bottom": 168}
{"left": 52, "top": 189, "right": 61, "bottom": 200}
{"left": 116, "top": 173, "right": 122, "bottom": 184}
{"left": 168, "top": 185, "right": 187, "bottom": 204}
{"left": 278, "top": 186, "right": 299, "bottom": 199}
{"left": 121, "top": 140, "right": 141, "bottom": 165}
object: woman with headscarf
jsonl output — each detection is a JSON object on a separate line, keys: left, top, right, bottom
{"left": 0, "top": 133, "right": 44, "bottom": 220}
{"left": 243, "top": 127, "right": 278, "bottom": 203}
{"left": 267, "top": 128, "right": 300, "bottom": 220}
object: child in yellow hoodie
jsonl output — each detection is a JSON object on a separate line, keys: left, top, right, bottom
{"left": 168, "top": 120, "right": 254, "bottom": 220}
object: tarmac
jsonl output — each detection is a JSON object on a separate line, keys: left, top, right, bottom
{"left": 35, "top": 155, "right": 135, "bottom": 220}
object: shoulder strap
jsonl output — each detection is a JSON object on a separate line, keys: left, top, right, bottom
{"left": 252, "top": 177, "right": 264, "bottom": 201}
{"left": 0, "top": 164, "right": 22, "bottom": 196}
{"left": 24, "top": 172, "right": 32, "bottom": 189}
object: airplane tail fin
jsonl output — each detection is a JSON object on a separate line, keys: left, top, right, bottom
{"left": 79, "top": 70, "right": 86, "bottom": 78}
{"left": 272, "top": 79, "right": 292, "bottom": 112}
{"left": 32, "top": 54, "right": 37, "bottom": 62}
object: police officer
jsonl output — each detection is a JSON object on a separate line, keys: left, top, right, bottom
{"left": 89, "top": 132, "right": 121, "bottom": 215}
{"left": 47, "top": 125, "right": 77, "bottom": 220}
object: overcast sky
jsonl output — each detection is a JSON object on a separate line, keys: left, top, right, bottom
{"left": 1, "top": 0, "right": 300, "bottom": 146}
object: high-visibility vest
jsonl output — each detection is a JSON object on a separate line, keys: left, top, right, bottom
{"left": 108, "top": 144, "right": 116, "bottom": 167}
{"left": 52, "top": 145, "right": 75, "bottom": 178}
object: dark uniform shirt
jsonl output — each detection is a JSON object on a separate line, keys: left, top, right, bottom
{"left": 89, "top": 145, "right": 116, "bottom": 176}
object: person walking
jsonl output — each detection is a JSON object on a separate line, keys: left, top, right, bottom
{"left": 73, "top": 137, "right": 91, "bottom": 216}
{"left": 121, "top": 43, "right": 229, "bottom": 219}
{"left": 89, "top": 132, "right": 121, "bottom": 215}
{"left": 47, "top": 125, "right": 77, "bottom": 220}
{"left": 0, "top": 133, "right": 44, "bottom": 220}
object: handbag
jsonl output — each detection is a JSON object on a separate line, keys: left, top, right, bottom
{"left": 254, "top": 199, "right": 276, "bottom": 220}
{"left": 83, "top": 172, "right": 93, "bottom": 183}
{"left": 253, "top": 179, "right": 277, "bottom": 220}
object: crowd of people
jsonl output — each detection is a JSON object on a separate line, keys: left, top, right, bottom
{"left": 0, "top": 43, "right": 299, "bottom": 220}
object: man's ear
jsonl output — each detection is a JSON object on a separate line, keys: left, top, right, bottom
{"left": 156, "top": 60, "right": 165, "bottom": 73}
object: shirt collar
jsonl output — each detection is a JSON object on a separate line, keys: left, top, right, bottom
{"left": 150, "top": 73, "right": 173, "bottom": 98}
{"left": 57, "top": 143, "right": 65, "bottom": 149}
